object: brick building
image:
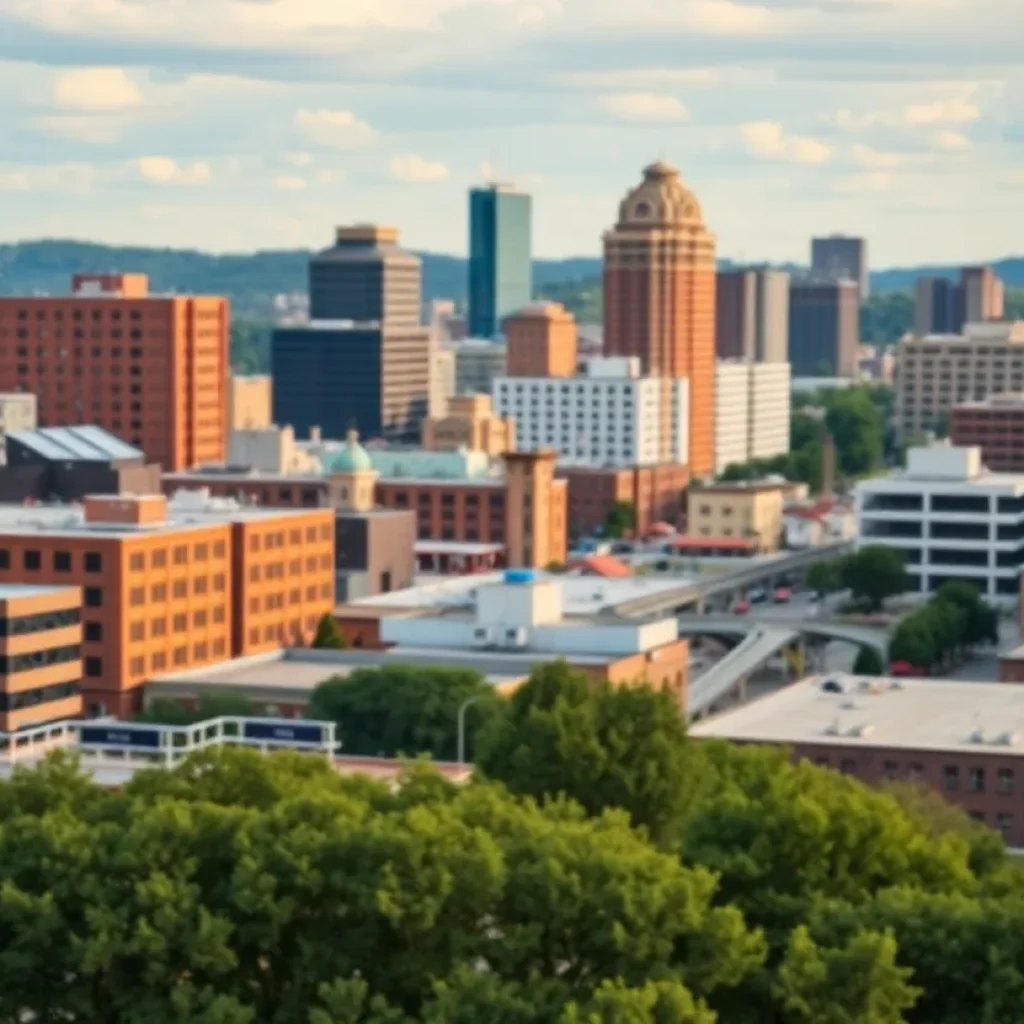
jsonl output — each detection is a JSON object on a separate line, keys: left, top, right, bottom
{"left": 691, "top": 674, "right": 1024, "bottom": 847}
{"left": 950, "top": 394, "right": 1024, "bottom": 472}
{"left": 0, "top": 492, "right": 334, "bottom": 718}
{"left": 0, "top": 274, "right": 228, "bottom": 470}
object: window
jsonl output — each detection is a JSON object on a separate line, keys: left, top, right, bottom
{"left": 250, "top": 566, "right": 261, "bottom": 582}
{"left": 173, "top": 646, "right": 187, "bottom": 666}
{"left": 194, "top": 610, "right": 207, "bottom": 627}
{"left": 969, "top": 767, "right": 986, "bottom": 793}
{"left": 23, "top": 550, "right": 41, "bottom": 571}
{"left": 85, "top": 552, "right": 102, "bottom": 573}
{"left": 151, "top": 652, "right": 167, "bottom": 672}
{"left": 54, "top": 551, "right": 72, "bottom": 572}
{"left": 943, "top": 765, "right": 960, "bottom": 791}
{"left": 213, "top": 606, "right": 225, "bottom": 624}
{"left": 997, "top": 812, "right": 1013, "bottom": 837}
{"left": 173, "top": 613, "right": 187, "bottom": 632}
{"left": 130, "top": 587, "right": 145, "bottom": 606}
{"left": 85, "top": 657, "right": 103, "bottom": 677}
{"left": 151, "top": 583, "right": 166, "bottom": 601}
{"left": 173, "top": 545, "right": 187, "bottom": 565}
{"left": 152, "top": 549, "right": 167, "bottom": 569}
{"left": 999, "top": 768, "right": 1014, "bottom": 794}
{"left": 0, "top": 550, "right": 8, "bottom": 569}
{"left": 213, "top": 541, "right": 226, "bottom": 558}
{"left": 85, "top": 587, "right": 103, "bottom": 608}
{"left": 194, "top": 543, "right": 208, "bottom": 561}
{"left": 130, "top": 656, "right": 145, "bottom": 676}
{"left": 173, "top": 580, "right": 187, "bottom": 598}
{"left": 213, "top": 574, "right": 226, "bottom": 591}
{"left": 249, "top": 535, "right": 261, "bottom": 553}
{"left": 152, "top": 618, "right": 167, "bottom": 637}
{"left": 85, "top": 622, "right": 103, "bottom": 642}
{"left": 194, "top": 643, "right": 208, "bottom": 660}
{"left": 129, "top": 621, "right": 145, "bottom": 642}
{"left": 129, "top": 552, "right": 145, "bottom": 571}
{"left": 883, "top": 760, "right": 898, "bottom": 780}
{"left": 907, "top": 762, "right": 924, "bottom": 782}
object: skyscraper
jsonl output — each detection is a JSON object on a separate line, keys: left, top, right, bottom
{"left": 788, "top": 280, "right": 860, "bottom": 377}
{"left": 273, "top": 226, "right": 430, "bottom": 442}
{"left": 603, "top": 161, "right": 717, "bottom": 476}
{"left": 715, "top": 267, "right": 789, "bottom": 362}
{"left": 811, "top": 235, "right": 869, "bottom": 299}
{"left": 468, "top": 184, "right": 532, "bottom": 339}
{"left": 914, "top": 266, "right": 1005, "bottom": 336}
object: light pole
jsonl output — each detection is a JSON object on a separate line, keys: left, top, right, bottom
{"left": 457, "top": 696, "right": 485, "bottom": 765}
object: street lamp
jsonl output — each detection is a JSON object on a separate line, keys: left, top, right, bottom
{"left": 457, "top": 695, "right": 485, "bottom": 765}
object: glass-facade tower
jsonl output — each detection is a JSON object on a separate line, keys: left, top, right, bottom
{"left": 468, "top": 185, "right": 532, "bottom": 339}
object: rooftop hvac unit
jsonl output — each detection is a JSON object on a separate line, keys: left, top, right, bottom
{"left": 997, "top": 731, "right": 1018, "bottom": 747}
{"left": 970, "top": 727, "right": 985, "bottom": 744}
{"left": 849, "top": 723, "right": 874, "bottom": 738}
{"left": 824, "top": 718, "right": 841, "bottom": 736}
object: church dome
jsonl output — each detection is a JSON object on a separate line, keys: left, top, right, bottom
{"left": 329, "top": 429, "right": 373, "bottom": 473}
{"left": 616, "top": 160, "right": 704, "bottom": 228}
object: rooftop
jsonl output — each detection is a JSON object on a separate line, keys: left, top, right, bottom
{"left": 7, "top": 426, "right": 143, "bottom": 463}
{"left": 690, "top": 673, "right": 1024, "bottom": 755}
{"left": 954, "top": 393, "right": 1024, "bottom": 410}
{"left": 0, "top": 584, "right": 80, "bottom": 600}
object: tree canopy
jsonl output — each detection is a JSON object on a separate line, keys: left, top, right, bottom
{"left": 888, "top": 584, "right": 999, "bottom": 671}
{"left": 312, "top": 613, "right": 347, "bottom": 649}
{"left": 841, "top": 546, "right": 911, "bottom": 611}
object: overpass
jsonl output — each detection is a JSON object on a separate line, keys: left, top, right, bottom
{"left": 676, "top": 614, "right": 888, "bottom": 654}
{"left": 612, "top": 541, "right": 856, "bottom": 619}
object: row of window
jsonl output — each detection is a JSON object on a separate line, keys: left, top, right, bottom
{"left": 824, "top": 756, "right": 1015, "bottom": 794}
{"left": 0, "top": 644, "right": 80, "bottom": 675}
{"left": 249, "top": 524, "right": 332, "bottom": 551}
{"left": 0, "top": 680, "right": 79, "bottom": 713}
{"left": 0, "top": 608, "right": 80, "bottom": 637}
{"left": 248, "top": 558, "right": 332, "bottom": 582}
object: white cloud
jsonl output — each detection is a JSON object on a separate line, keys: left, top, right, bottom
{"left": 134, "top": 156, "right": 212, "bottom": 185}
{"left": 284, "top": 151, "right": 313, "bottom": 167}
{"left": 0, "top": 163, "right": 97, "bottom": 193}
{"left": 741, "top": 121, "right": 831, "bottom": 164}
{"left": 274, "top": 175, "right": 307, "bottom": 190}
{"left": 850, "top": 143, "right": 908, "bottom": 169}
{"left": 51, "top": 67, "right": 144, "bottom": 112}
{"left": 294, "top": 109, "right": 377, "bottom": 150}
{"left": 389, "top": 153, "right": 450, "bottom": 182}
{"left": 597, "top": 92, "right": 690, "bottom": 123}
{"left": 902, "top": 98, "right": 981, "bottom": 125}
{"left": 690, "top": 0, "right": 774, "bottom": 34}
{"left": 934, "top": 130, "right": 971, "bottom": 151}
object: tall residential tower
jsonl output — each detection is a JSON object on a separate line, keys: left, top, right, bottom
{"left": 468, "top": 184, "right": 532, "bottom": 339}
{"left": 603, "top": 161, "right": 717, "bottom": 476}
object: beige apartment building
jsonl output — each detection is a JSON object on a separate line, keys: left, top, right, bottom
{"left": 896, "top": 321, "right": 1024, "bottom": 439}
{"left": 228, "top": 375, "right": 272, "bottom": 431}
{"left": 686, "top": 479, "right": 785, "bottom": 553}
{"left": 421, "top": 394, "right": 515, "bottom": 456}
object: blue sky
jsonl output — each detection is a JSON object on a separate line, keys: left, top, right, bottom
{"left": 0, "top": 0, "right": 1020, "bottom": 264}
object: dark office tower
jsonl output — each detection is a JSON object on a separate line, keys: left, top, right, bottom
{"left": 273, "top": 226, "right": 429, "bottom": 442}
{"left": 715, "top": 267, "right": 789, "bottom": 362}
{"left": 468, "top": 184, "right": 532, "bottom": 339}
{"left": 811, "top": 235, "right": 868, "bottom": 300}
{"left": 914, "top": 277, "right": 959, "bottom": 334}
{"left": 788, "top": 280, "right": 859, "bottom": 377}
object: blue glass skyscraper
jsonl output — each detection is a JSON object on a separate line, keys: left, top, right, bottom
{"left": 468, "top": 184, "right": 532, "bottom": 339}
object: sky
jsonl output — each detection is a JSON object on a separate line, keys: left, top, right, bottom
{"left": 0, "top": 0, "right": 1021, "bottom": 265}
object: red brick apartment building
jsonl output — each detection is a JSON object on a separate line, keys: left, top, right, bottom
{"left": 0, "top": 273, "right": 228, "bottom": 470}
{"left": 951, "top": 394, "right": 1024, "bottom": 472}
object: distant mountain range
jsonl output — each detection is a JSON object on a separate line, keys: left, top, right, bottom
{"left": 1, "top": 240, "right": 1021, "bottom": 316}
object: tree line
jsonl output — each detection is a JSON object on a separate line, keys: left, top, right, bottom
{"left": 9, "top": 659, "right": 1024, "bottom": 1020}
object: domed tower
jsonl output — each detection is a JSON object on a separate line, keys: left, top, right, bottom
{"left": 603, "top": 161, "right": 717, "bottom": 476}
{"left": 326, "top": 429, "right": 378, "bottom": 512}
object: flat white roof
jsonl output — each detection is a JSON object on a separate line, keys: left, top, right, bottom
{"left": 352, "top": 570, "right": 693, "bottom": 617}
{"left": 691, "top": 673, "right": 1024, "bottom": 755}
{"left": 0, "top": 584, "right": 78, "bottom": 599}
{"left": 415, "top": 540, "right": 504, "bottom": 555}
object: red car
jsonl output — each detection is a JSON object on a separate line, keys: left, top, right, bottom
{"left": 733, "top": 600, "right": 750, "bottom": 615}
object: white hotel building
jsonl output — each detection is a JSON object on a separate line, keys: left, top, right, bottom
{"left": 715, "top": 360, "right": 792, "bottom": 475}
{"left": 492, "top": 357, "right": 688, "bottom": 468}
{"left": 855, "top": 443, "right": 1024, "bottom": 605}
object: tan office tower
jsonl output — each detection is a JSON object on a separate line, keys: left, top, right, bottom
{"left": 505, "top": 302, "right": 578, "bottom": 377}
{"left": 603, "top": 161, "right": 716, "bottom": 477}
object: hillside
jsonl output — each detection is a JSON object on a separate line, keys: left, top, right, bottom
{"left": 4, "top": 239, "right": 1023, "bottom": 316}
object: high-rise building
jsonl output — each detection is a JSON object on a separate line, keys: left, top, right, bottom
{"left": 810, "top": 235, "right": 868, "bottom": 299}
{"left": 272, "top": 226, "right": 430, "bottom": 443}
{"left": 0, "top": 274, "right": 228, "bottom": 471}
{"left": 951, "top": 394, "right": 1024, "bottom": 473}
{"left": 788, "top": 280, "right": 860, "bottom": 377}
{"left": 603, "top": 161, "right": 717, "bottom": 476}
{"left": 715, "top": 268, "right": 790, "bottom": 362}
{"left": 468, "top": 184, "right": 532, "bottom": 339}
{"left": 915, "top": 267, "right": 1004, "bottom": 336}
{"left": 452, "top": 339, "right": 508, "bottom": 395}
{"left": 714, "top": 361, "right": 792, "bottom": 474}
{"left": 505, "top": 302, "right": 578, "bottom": 378}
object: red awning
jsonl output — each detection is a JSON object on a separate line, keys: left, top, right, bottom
{"left": 669, "top": 536, "right": 756, "bottom": 552}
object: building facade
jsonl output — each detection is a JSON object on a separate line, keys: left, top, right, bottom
{"left": 962, "top": 266, "right": 1005, "bottom": 324}
{"left": 0, "top": 393, "right": 37, "bottom": 437}
{"left": 0, "top": 492, "right": 335, "bottom": 717}
{"left": 0, "top": 584, "right": 83, "bottom": 731}
{"left": 0, "top": 274, "right": 228, "bottom": 471}
{"left": 494, "top": 357, "right": 689, "bottom": 469}
{"left": 468, "top": 184, "right": 532, "bottom": 339}
{"left": 421, "top": 394, "right": 515, "bottom": 456}
{"left": 505, "top": 301, "right": 578, "bottom": 378}
{"left": 855, "top": 443, "right": 1024, "bottom": 605}
{"left": 895, "top": 321, "right": 1024, "bottom": 439}
{"left": 951, "top": 395, "right": 1024, "bottom": 473}
{"left": 687, "top": 480, "right": 785, "bottom": 553}
{"left": 603, "top": 161, "right": 717, "bottom": 477}
{"left": 714, "top": 361, "right": 792, "bottom": 474}
{"left": 810, "top": 235, "right": 868, "bottom": 299}
{"left": 788, "top": 280, "right": 860, "bottom": 377}
{"left": 453, "top": 340, "right": 508, "bottom": 396}
{"left": 272, "top": 226, "right": 430, "bottom": 443}
{"left": 715, "top": 267, "right": 789, "bottom": 362}
{"left": 915, "top": 268, "right": 1005, "bottom": 336}
{"left": 227, "top": 375, "right": 272, "bottom": 431}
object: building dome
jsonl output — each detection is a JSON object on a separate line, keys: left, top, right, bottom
{"left": 329, "top": 429, "right": 374, "bottom": 474}
{"left": 616, "top": 160, "right": 704, "bottom": 228}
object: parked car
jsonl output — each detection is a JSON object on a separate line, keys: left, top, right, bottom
{"left": 733, "top": 599, "right": 750, "bottom": 615}
{"left": 773, "top": 586, "right": 792, "bottom": 604}
{"left": 748, "top": 587, "right": 768, "bottom": 604}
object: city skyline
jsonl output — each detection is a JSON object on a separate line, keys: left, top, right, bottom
{"left": 0, "top": 0, "right": 1019, "bottom": 263}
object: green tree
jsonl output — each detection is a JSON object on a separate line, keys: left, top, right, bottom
{"left": 312, "top": 613, "right": 347, "bottom": 649}
{"left": 934, "top": 581, "right": 999, "bottom": 648}
{"left": 308, "top": 664, "right": 499, "bottom": 760}
{"left": 135, "top": 691, "right": 256, "bottom": 725}
{"left": 775, "top": 926, "right": 920, "bottom": 1023}
{"left": 888, "top": 619, "right": 936, "bottom": 669}
{"left": 825, "top": 390, "right": 885, "bottom": 477}
{"left": 603, "top": 501, "right": 636, "bottom": 539}
{"left": 841, "top": 546, "right": 910, "bottom": 610}
{"left": 807, "top": 559, "right": 844, "bottom": 596}
{"left": 478, "top": 661, "right": 697, "bottom": 847}
{"left": 853, "top": 646, "right": 885, "bottom": 675}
